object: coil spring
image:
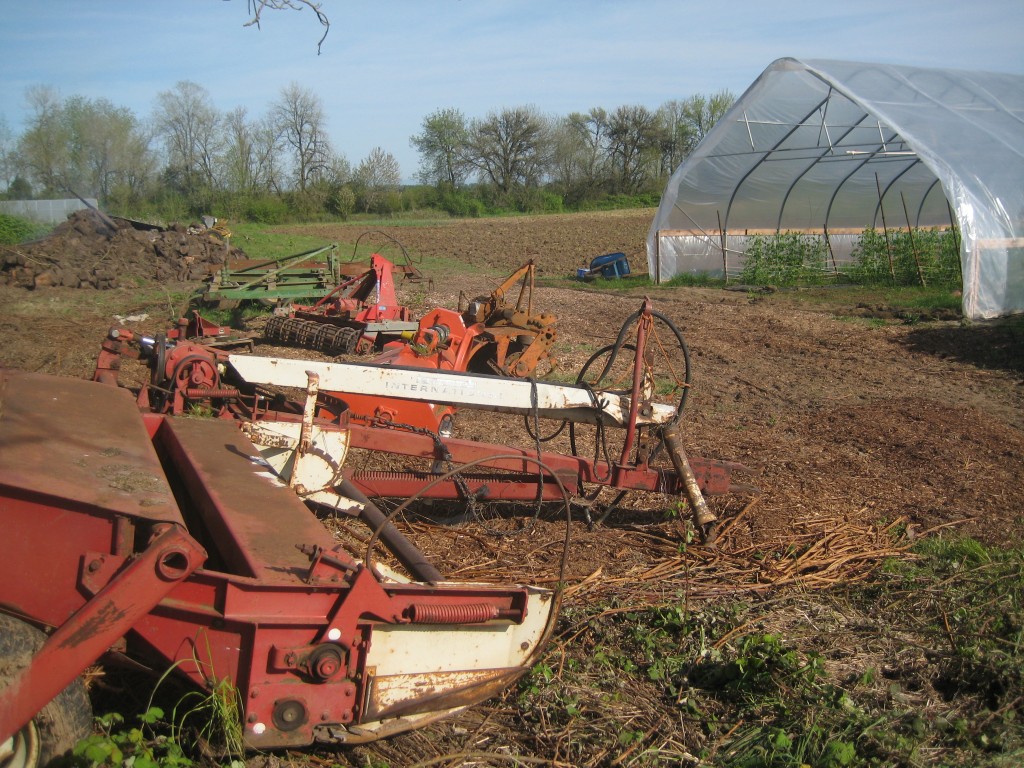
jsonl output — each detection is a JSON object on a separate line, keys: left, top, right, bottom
{"left": 407, "top": 602, "right": 499, "bottom": 624}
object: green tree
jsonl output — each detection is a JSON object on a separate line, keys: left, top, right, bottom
{"left": 410, "top": 107, "right": 470, "bottom": 188}
{"left": 17, "top": 85, "right": 71, "bottom": 196}
{"left": 18, "top": 88, "right": 153, "bottom": 201}
{"left": 680, "top": 90, "right": 734, "bottom": 151}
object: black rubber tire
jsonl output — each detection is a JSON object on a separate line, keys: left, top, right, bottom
{"left": 0, "top": 613, "right": 92, "bottom": 768}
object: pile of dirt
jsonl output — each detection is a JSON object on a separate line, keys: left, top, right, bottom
{"left": 0, "top": 209, "right": 247, "bottom": 290}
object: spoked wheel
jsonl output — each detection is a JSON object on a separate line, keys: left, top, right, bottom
{"left": 0, "top": 614, "right": 92, "bottom": 768}
{"left": 569, "top": 308, "right": 691, "bottom": 521}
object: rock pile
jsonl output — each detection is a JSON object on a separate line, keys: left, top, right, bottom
{"left": 1, "top": 209, "right": 248, "bottom": 290}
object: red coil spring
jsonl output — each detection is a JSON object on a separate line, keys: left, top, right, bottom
{"left": 407, "top": 602, "right": 499, "bottom": 624}
{"left": 184, "top": 388, "right": 239, "bottom": 399}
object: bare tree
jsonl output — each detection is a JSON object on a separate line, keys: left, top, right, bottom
{"left": 272, "top": 82, "right": 333, "bottom": 192}
{"left": 355, "top": 147, "right": 401, "bottom": 212}
{"left": 410, "top": 108, "right": 470, "bottom": 188}
{"left": 607, "top": 105, "right": 663, "bottom": 194}
{"left": 465, "top": 106, "right": 550, "bottom": 194}
{"left": 153, "top": 81, "right": 222, "bottom": 194}
{"left": 656, "top": 99, "right": 694, "bottom": 177}
{"left": 551, "top": 108, "right": 612, "bottom": 200}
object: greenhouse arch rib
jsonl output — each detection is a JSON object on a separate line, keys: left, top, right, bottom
{"left": 721, "top": 95, "right": 830, "bottom": 234}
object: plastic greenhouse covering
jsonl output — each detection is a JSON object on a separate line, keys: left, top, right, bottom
{"left": 647, "top": 58, "right": 1024, "bottom": 320}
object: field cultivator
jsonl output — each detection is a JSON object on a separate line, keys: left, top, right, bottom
{"left": 264, "top": 257, "right": 558, "bottom": 433}
{"left": 193, "top": 243, "right": 345, "bottom": 308}
{"left": 264, "top": 252, "right": 423, "bottom": 357}
{"left": 266, "top": 257, "right": 557, "bottom": 378}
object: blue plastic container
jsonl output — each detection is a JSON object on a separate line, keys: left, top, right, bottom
{"left": 590, "top": 252, "right": 630, "bottom": 278}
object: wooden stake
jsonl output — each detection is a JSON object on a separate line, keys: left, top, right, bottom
{"left": 901, "top": 191, "right": 927, "bottom": 286}
{"left": 875, "top": 173, "right": 897, "bottom": 283}
{"left": 717, "top": 210, "right": 728, "bottom": 282}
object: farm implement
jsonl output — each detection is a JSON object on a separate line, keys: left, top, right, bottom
{"left": 265, "top": 256, "right": 557, "bottom": 378}
{"left": 1, "top": 298, "right": 749, "bottom": 763}
{"left": 194, "top": 242, "right": 346, "bottom": 308}
{"left": 263, "top": 251, "right": 422, "bottom": 357}
{"left": 92, "top": 298, "right": 747, "bottom": 525}
{"left": 0, "top": 367, "right": 559, "bottom": 761}
{"left": 264, "top": 256, "right": 558, "bottom": 433}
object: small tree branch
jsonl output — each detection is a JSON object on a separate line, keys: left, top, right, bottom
{"left": 244, "top": 0, "right": 330, "bottom": 54}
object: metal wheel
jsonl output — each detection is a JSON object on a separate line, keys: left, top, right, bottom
{"left": 568, "top": 310, "right": 691, "bottom": 522}
{"left": 172, "top": 354, "right": 220, "bottom": 392}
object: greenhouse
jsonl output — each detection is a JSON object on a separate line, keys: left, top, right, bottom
{"left": 647, "top": 58, "right": 1024, "bottom": 320}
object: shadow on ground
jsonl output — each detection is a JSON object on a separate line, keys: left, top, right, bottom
{"left": 903, "top": 319, "right": 1024, "bottom": 376}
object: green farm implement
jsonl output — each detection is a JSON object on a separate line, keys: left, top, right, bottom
{"left": 193, "top": 243, "right": 342, "bottom": 308}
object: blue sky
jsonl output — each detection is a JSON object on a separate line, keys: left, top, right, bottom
{"left": 2, "top": 1, "right": 1022, "bottom": 182}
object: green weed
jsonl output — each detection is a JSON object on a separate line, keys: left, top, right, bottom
{"left": 71, "top": 708, "right": 194, "bottom": 768}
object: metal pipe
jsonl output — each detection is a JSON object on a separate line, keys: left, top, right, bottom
{"left": 335, "top": 478, "right": 444, "bottom": 584}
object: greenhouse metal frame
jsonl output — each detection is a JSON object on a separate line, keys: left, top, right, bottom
{"left": 647, "top": 58, "right": 1024, "bottom": 320}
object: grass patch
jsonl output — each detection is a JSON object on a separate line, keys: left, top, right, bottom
{"left": 0, "top": 213, "right": 53, "bottom": 244}
{"left": 516, "top": 536, "right": 1024, "bottom": 766}
{"left": 225, "top": 222, "right": 339, "bottom": 261}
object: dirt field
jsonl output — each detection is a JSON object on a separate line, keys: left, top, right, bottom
{"left": 2, "top": 209, "right": 1022, "bottom": 765}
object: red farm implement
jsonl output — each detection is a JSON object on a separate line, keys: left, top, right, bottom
{"left": 0, "top": 369, "right": 559, "bottom": 761}
{"left": 1, "top": 298, "right": 751, "bottom": 764}
{"left": 264, "top": 257, "right": 557, "bottom": 433}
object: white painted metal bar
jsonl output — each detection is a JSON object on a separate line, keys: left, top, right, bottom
{"left": 228, "top": 355, "right": 677, "bottom": 428}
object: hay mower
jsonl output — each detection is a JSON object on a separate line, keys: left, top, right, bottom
{"left": 0, "top": 364, "right": 560, "bottom": 763}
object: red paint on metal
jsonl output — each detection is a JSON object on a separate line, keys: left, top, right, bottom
{"left": 0, "top": 525, "right": 205, "bottom": 746}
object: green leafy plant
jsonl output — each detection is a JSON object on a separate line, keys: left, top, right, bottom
{"left": 739, "top": 232, "right": 829, "bottom": 286}
{"left": 848, "top": 227, "right": 960, "bottom": 287}
{"left": 72, "top": 708, "right": 193, "bottom": 768}
{"left": 0, "top": 213, "right": 51, "bottom": 245}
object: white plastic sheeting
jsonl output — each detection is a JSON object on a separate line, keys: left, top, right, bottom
{"left": 647, "top": 58, "right": 1024, "bottom": 320}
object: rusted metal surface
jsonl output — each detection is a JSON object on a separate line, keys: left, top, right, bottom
{"left": 1, "top": 369, "right": 558, "bottom": 750}
{"left": 0, "top": 369, "right": 181, "bottom": 522}
{"left": 346, "top": 423, "right": 742, "bottom": 497}
{"left": 0, "top": 525, "right": 205, "bottom": 747}
{"left": 153, "top": 414, "right": 342, "bottom": 579}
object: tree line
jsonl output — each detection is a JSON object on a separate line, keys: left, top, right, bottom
{"left": 0, "top": 81, "right": 733, "bottom": 222}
